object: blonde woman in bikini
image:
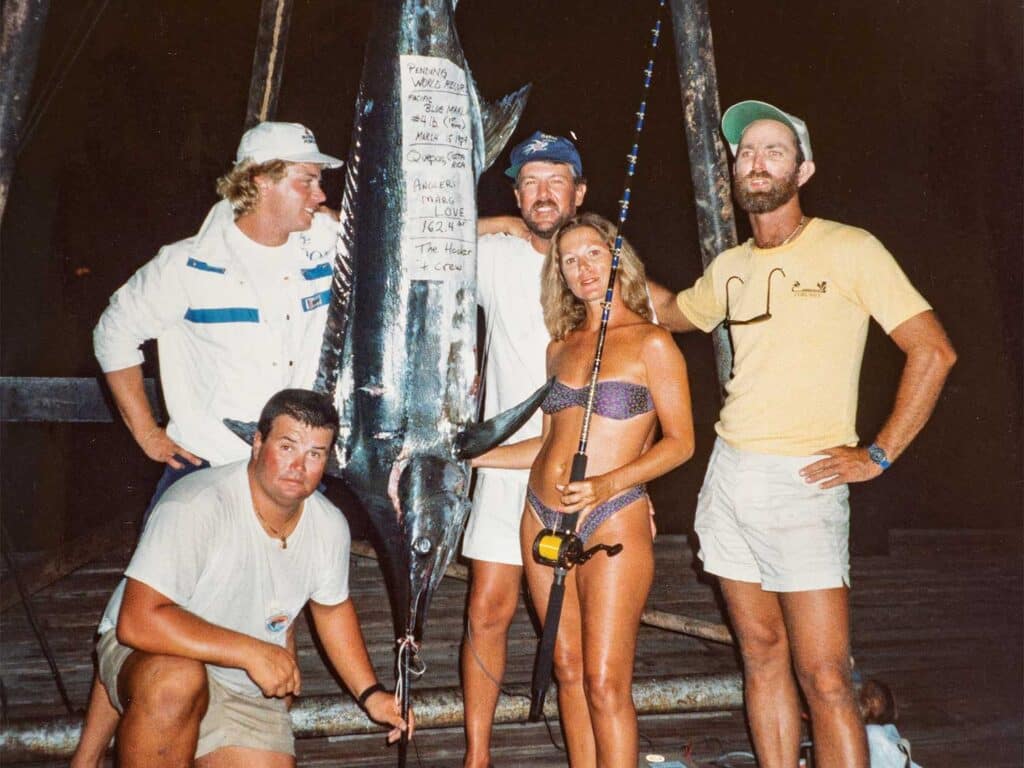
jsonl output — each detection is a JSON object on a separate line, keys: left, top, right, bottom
{"left": 473, "top": 212, "right": 694, "bottom": 766}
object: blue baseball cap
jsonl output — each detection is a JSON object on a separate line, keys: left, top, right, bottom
{"left": 504, "top": 131, "right": 583, "bottom": 180}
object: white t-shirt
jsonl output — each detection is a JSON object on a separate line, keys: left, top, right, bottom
{"left": 99, "top": 461, "right": 351, "bottom": 697}
{"left": 475, "top": 233, "right": 550, "bottom": 460}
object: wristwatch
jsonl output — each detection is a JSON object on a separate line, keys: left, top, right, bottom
{"left": 867, "top": 443, "right": 891, "bottom": 470}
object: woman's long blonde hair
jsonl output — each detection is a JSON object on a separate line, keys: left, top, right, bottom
{"left": 541, "top": 213, "right": 651, "bottom": 340}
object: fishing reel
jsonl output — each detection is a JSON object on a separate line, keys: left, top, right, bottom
{"left": 532, "top": 528, "right": 623, "bottom": 570}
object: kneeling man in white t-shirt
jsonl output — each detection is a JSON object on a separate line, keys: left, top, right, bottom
{"left": 88, "top": 389, "right": 411, "bottom": 766}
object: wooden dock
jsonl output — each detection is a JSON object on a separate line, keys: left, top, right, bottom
{"left": 1, "top": 531, "right": 1021, "bottom": 766}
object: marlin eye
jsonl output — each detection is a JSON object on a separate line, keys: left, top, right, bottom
{"left": 412, "top": 537, "right": 433, "bottom": 556}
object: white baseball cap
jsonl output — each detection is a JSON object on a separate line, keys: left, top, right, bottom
{"left": 235, "top": 122, "right": 343, "bottom": 168}
{"left": 721, "top": 100, "right": 813, "bottom": 162}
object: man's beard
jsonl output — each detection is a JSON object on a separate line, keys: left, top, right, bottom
{"left": 523, "top": 200, "right": 575, "bottom": 240}
{"left": 733, "top": 168, "right": 800, "bottom": 213}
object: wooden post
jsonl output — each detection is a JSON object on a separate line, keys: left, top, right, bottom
{"left": 668, "top": 0, "right": 735, "bottom": 393}
{"left": 244, "top": 0, "right": 294, "bottom": 130}
{"left": 0, "top": 0, "right": 50, "bottom": 223}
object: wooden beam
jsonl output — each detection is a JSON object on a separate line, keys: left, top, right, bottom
{"left": 0, "top": 674, "right": 744, "bottom": 759}
{"left": 0, "top": 377, "right": 163, "bottom": 423}
{"left": 244, "top": 0, "right": 294, "bottom": 129}
{"left": 668, "top": 0, "right": 736, "bottom": 392}
{"left": 0, "top": 0, "right": 50, "bottom": 222}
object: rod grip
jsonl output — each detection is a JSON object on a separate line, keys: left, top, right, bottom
{"left": 530, "top": 569, "right": 567, "bottom": 720}
{"left": 570, "top": 452, "right": 588, "bottom": 483}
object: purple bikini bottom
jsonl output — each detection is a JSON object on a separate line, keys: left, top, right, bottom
{"left": 526, "top": 484, "right": 647, "bottom": 544}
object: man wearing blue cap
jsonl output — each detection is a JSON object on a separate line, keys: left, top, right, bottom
{"left": 461, "top": 131, "right": 586, "bottom": 767}
{"left": 650, "top": 101, "right": 956, "bottom": 768}
{"left": 74, "top": 122, "right": 343, "bottom": 767}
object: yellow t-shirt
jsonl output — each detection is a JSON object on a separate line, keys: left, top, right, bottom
{"left": 677, "top": 218, "right": 931, "bottom": 455}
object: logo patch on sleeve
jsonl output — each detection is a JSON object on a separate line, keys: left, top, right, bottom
{"left": 301, "top": 290, "right": 330, "bottom": 312}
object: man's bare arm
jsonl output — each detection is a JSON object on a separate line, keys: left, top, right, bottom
{"left": 647, "top": 279, "right": 699, "bottom": 333}
{"left": 801, "top": 310, "right": 957, "bottom": 487}
{"left": 118, "top": 578, "right": 299, "bottom": 698}
{"left": 105, "top": 366, "right": 202, "bottom": 468}
{"left": 309, "top": 599, "right": 411, "bottom": 742}
{"left": 477, "top": 215, "right": 529, "bottom": 239}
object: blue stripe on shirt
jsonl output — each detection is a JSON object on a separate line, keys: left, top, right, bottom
{"left": 301, "top": 263, "right": 332, "bottom": 280}
{"left": 186, "top": 258, "right": 226, "bottom": 274}
{"left": 184, "top": 307, "right": 260, "bottom": 323}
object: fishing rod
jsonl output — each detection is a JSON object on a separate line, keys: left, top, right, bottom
{"left": 528, "top": 0, "right": 667, "bottom": 723}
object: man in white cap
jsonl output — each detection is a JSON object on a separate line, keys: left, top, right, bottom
{"left": 73, "top": 122, "right": 343, "bottom": 767}
{"left": 93, "top": 121, "right": 343, "bottom": 511}
{"left": 650, "top": 101, "right": 956, "bottom": 767}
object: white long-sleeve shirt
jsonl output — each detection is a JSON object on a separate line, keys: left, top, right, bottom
{"left": 94, "top": 201, "right": 338, "bottom": 465}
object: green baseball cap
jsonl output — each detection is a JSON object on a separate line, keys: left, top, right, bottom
{"left": 721, "top": 100, "right": 812, "bottom": 161}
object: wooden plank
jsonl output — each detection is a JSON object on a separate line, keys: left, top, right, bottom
{"left": 1, "top": 521, "right": 132, "bottom": 611}
{"left": 1, "top": 532, "right": 1021, "bottom": 766}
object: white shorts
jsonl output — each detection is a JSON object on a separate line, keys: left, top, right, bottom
{"left": 461, "top": 469, "right": 528, "bottom": 566}
{"left": 694, "top": 438, "right": 851, "bottom": 592}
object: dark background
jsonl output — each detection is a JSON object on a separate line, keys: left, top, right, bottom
{"left": 2, "top": 1, "right": 1021, "bottom": 552}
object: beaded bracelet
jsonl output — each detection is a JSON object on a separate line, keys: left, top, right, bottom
{"left": 356, "top": 682, "right": 385, "bottom": 708}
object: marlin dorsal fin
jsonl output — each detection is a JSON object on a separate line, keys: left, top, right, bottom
{"left": 454, "top": 377, "right": 553, "bottom": 459}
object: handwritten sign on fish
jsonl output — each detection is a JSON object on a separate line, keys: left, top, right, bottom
{"left": 400, "top": 55, "right": 476, "bottom": 281}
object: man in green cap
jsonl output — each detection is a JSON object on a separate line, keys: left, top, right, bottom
{"left": 650, "top": 100, "right": 956, "bottom": 767}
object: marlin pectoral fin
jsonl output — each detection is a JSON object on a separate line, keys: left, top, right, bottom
{"left": 454, "top": 377, "right": 553, "bottom": 460}
{"left": 480, "top": 83, "right": 532, "bottom": 172}
{"left": 224, "top": 418, "right": 257, "bottom": 446}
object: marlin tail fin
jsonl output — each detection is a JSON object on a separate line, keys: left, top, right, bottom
{"left": 480, "top": 83, "right": 532, "bottom": 171}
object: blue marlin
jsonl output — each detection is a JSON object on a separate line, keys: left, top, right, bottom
{"left": 234, "top": 7, "right": 540, "bottom": 745}
{"left": 310, "top": 0, "right": 543, "bottom": 651}
{"left": 229, "top": 0, "right": 540, "bottom": 677}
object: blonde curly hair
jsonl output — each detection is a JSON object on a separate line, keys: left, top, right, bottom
{"left": 215, "top": 159, "right": 289, "bottom": 216}
{"left": 541, "top": 213, "right": 651, "bottom": 340}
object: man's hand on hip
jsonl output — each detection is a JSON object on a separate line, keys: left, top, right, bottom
{"left": 137, "top": 426, "right": 203, "bottom": 469}
{"left": 799, "top": 446, "right": 883, "bottom": 489}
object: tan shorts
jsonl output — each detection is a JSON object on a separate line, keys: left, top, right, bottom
{"left": 694, "top": 438, "right": 851, "bottom": 592}
{"left": 96, "top": 630, "right": 294, "bottom": 757}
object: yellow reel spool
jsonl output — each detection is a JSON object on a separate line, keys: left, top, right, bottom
{"left": 532, "top": 528, "right": 584, "bottom": 569}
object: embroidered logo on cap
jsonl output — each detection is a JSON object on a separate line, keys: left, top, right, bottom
{"left": 524, "top": 134, "right": 557, "bottom": 154}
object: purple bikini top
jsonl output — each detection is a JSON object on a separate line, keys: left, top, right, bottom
{"left": 541, "top": 379, "right": 655, "bottom": 420}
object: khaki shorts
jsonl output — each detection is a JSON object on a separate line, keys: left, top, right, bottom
{"left": 96, "top": 630, "right": 294, "bottom": 757}
{"left": 694, "top": 438, "right": 851, "bottom": 592}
